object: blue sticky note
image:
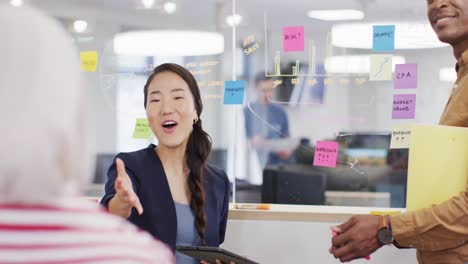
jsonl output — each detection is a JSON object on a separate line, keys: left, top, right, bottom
{"left": 223, "top": 80, "right": 245, "bottom": 105}
{"left": 373, "top": 25, "right": 395, "bottom": 51}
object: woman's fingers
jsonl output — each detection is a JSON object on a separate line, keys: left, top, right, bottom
{"left": 115, "top": 158, "right": 126, "bottom": 178}
{"left": 117, "top": 187, "right": 143, "bottom": 214}
{"left": 114, "top": 158, "right": 143, "bottom": 215}
{"left": 132, "top": 194, "right": 144, "bottom": 215}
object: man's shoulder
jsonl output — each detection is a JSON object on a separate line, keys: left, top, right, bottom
{"left": 267, "top": 103, "right": 288, "bottom": 118}
{"left": 267, "top": 102, "right": 285, "bottom": 111}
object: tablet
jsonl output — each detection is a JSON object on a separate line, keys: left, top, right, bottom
{"left": 176, "top": 246, "right": 259, "bottom": 264}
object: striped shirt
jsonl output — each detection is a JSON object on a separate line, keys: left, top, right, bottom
{"left": 0, "top": 200, "right": 175, "bottom": 264}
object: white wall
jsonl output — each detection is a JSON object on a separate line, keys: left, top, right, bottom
{"left": 223, "top": 220, "right": 417, "bottom": 264}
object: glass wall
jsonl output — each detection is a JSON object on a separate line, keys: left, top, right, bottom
{"left": 16, "top": 0, "right": 455, "bottom": 208}
{"left": 232, "top": 0, "right": 454, "bottom": 208}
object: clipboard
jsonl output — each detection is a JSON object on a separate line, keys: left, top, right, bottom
{"left": 406, "top": 125, "right": 468, "bottom": 211}
{"left": 176, "top": 246, "right": 259, "bottom": 264}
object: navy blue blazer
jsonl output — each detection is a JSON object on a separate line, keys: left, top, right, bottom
{"left": 100, "top": 144, "right": 231, "bottom": 252}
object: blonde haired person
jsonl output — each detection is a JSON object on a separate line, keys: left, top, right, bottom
{"left": 0, "top": 4, "right": 173, "bottom": 263}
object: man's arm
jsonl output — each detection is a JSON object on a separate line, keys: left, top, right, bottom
{"left": 243, "top": 107, "right": 254, "bottom": 139}
{"left": 391, "top": 186, "right": 468, "bottom": 251}
{"left": 280, "top": 108, "right": 290, "bottom": 138}
{"left": 330, "top": 187, "right": 467, "bottom": 262}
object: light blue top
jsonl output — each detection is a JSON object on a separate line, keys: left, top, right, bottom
{"left": 175, "top": 202, "right": 200, "bottom": 264}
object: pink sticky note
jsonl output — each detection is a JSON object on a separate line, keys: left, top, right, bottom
{"left": 313, "top": 141, "right": 339, "bottom": 168}
{"left": 283, "top": 26, "right": 304, "bottom": 52}
{"left": 392, "top": 94, "right": 416, "bottom": 119}
{"left": 395, "top": 64, "right": 418, "bottom": 89}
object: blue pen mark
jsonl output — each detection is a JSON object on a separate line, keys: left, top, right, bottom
{"left": 374, "top": 57, "right": 390, "bottom": 77}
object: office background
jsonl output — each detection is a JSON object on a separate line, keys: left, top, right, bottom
{"left": 33, "top": 0, "right": 453, "bottom": 209}
{"left": 5, "top": 0, "right": 456, "bottom": 262}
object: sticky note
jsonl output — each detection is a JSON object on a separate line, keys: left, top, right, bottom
{"left": 392, "top": 94, "right": 416, "bottom": 119}
{"left": 390, "top": 125, "right": 412, "bottom": 149}
{"left": 395, "top": 64, "right": 418, "bottom": 89}
{"left": 132, "top": 118, "right": 152, "bottom": 140}
{"left": 313, "top": 141, "right": 339, "bottom": 168}
{"left": 283, "top": 26, "right": 304, "bottom": 52}
{"left": 373, "top": 25, "right": 395, "bottom": 51}
{"left": 407, "top": 125, "right": 468, "bottom": 211}
{"left": 370, "top": 54, "right": 392, "bottom": 81}
{"left": 80, "top": 51, "right": 98, "bottom": 72}
{"left": 223, "top": 80, "right": 246, "bottom": 105}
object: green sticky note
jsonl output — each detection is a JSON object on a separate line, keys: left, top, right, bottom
{"left": 132, "top": 118, "right": 152, "bottom": 140}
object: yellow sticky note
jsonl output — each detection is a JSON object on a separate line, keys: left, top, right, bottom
{"left": 406, "top": 125, "right": 468, "bottom": 211}
{"left": 132, "top": 118, "right": 152, "bottom": 140}
{"left": 390, "top": 125, "right": 412, "bottom": 149}
{"left": 370, "top": 54, "right": 392, "bottom": 81}
{"left": 80, "top": 51, "right": 98, "bottom": 72}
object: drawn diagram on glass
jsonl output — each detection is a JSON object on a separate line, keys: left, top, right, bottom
{"left": 264, "top": 13, "right": 368, "bottom": 78}
{"left": 370, "top": 54, "right": 393, "bottom": 81}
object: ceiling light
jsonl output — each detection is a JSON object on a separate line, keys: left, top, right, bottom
{"left": 439, "top": 67, "right": 457, "bottom": 82}
{"left": 307, "top": 9, "right": 364, "bottom": 21}
{"left": 325, "top": 55, "right": 405, "bottom": 73}
{"left": 10, "top": 0, "right": 23, "bottom": 7}
{"left": 113, "top": 30, "right": 224, "bottom": 56}
{"left": 163, "top": 1, "right": 177, "bottom": 14}
{"left": 141, "top": 0, "right": 155, "bottom": 9}
{"left": 226, "top": 14, "right": 242, "bottom": 27}
{"left": 332, "top": 22, "right": 449, "bottom": 49}
{"left": 73, "top": 20, "right": 88, "bottom": 33}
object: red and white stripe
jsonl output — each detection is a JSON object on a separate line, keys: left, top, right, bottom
{"left": 0, "top": 202, "right": 174, "bottom": 264}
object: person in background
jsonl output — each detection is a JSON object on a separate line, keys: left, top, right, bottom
{"left": 244, "top": 73, "right": 291, "bottom": 167}
{"left": 0, "top": 4, "right": 173, "bottom": 264}
{"left": 101, "top": 63, "right": 231, "bottom": 264}
{"left": 330, "top": 0, "right": 468, "bottom": 263}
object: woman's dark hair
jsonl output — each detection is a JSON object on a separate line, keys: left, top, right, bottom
{"left": 143, "top": 63, "right": 212, "bottom": 245}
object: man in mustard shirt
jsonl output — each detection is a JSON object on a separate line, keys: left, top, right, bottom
{"left": 330, "top": 0, "right": 468, "bottom": 263}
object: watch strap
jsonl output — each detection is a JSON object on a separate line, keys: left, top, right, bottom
{"left": 378, "top": 215, "right": 389, "bottom": 230}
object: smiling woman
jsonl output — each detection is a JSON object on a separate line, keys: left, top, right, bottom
{"left": 101, "top": 63, "right": 231, "bottom": 264}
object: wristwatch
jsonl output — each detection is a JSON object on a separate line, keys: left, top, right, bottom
{"left": 377, "top": 215, "right": 394, "bottom": 245}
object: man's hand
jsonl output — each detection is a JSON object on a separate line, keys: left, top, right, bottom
{"left": 330, "top": 215, "right": 382, "bottom": 262}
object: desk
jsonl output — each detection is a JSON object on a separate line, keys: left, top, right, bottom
{"left": 226, "top": 203, "right": 410, "bottom": 263}
{"left": 325, "top": 191, "right": 390, "bottom": 207}
{"left": 228, "top": 204, "right": 403, "bottom": 222}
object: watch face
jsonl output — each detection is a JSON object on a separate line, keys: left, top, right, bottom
{"left": 378, "top": 228, "right": 394, "bottom": 245}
